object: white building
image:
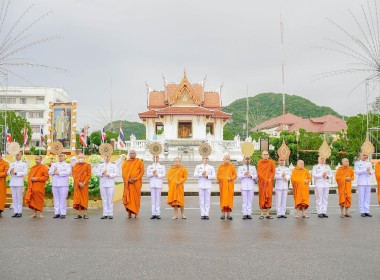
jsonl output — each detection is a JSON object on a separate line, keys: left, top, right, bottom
{"left": 0, "top": 86, "right": 69, "bottom": 146}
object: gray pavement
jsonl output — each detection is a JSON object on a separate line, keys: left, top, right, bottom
{"left": 1, "top": 193, "right": 380, "bottom": 280}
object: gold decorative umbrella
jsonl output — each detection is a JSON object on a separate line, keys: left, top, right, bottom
{"left": 99, "top": 143, "right": 114, "bottom": 157}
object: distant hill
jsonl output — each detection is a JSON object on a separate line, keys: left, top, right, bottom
{"left": 223, "top": 92, "right": 343, "bottom": 137}
{"left": 104, "top": 120, "right": 145, "bottom": 140}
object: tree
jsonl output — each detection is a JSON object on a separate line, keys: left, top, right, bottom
{"left": 0, "top": 111, "right": 31, "bottom": 146}
{"left": 223, "top": 129, "right": 234, "bottom": 140}
{"left": 251, "top": 131, "right": 269, "bottom": 141}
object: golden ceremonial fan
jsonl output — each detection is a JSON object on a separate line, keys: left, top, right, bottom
{"left": 198, "top": 143, "right": 212, "bottom": 157}
{"left": 361, "top": 136, "right": 375, "bottom": 157}
{"left": 318, "top": 139, "right": 331, "bottom": 159}
{"left": 241, "top": 142, "right": 254, "bottom": 157}
{"left": 99, "top": 143, "right": 114, "bottom": 157}
{"left": 7, "top": 142, "right": 21, "bottom": 156}
{"left": 51, "top": 141, "right": 64, "bottom": 155}
{"left": 277, "top": 139, "right": 290, "bottom": 160}
{"left": 149, "top": 142, "right": 162, "bottom": 156}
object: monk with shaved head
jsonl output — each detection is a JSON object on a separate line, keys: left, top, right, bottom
{"left": 291, "top": 160, "right": 311, "bottom": 218}
{"left": 257, "top": 150, "right": 275, "bottom": 219}
{"left": 217, "top": 154, "right": 237, "bottom": 220}
{"left": 72, "top": 153, "right": 92, "bottom": 219}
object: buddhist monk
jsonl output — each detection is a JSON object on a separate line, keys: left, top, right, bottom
{"left": 25, "top": 155, "right": 49, "bottom": 218}
{"left": 167, "top": 157, "right": 188, "bottom": 220}
{"left": 217, "top": 154, "right": 237, "bottom": 220}
{"left": 72, "top": 153, "right": 92, "bottom": 219}
{"left": 376, "top": 161, "right": 380, "bottom": 207}
{"left": 336, "top": 158, "right": 354, "bottom": 218}
{"left": 0, "top": 152, "right": 9, "bottom": 217}
{"left": 291, "top": 160, "right": 311, "bottom": 218}
{"left": 122, "top": 150, "right": 144, "bottom": 219}
{"left": 257, "top": 150, "right": 275, "bottom": 219}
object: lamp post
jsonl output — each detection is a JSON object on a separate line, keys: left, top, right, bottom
{"left": 296, "top": 130, "right": 300, "bottom": 161}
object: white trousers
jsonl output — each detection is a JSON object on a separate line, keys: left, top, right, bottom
{"left": 241, "top": 189, "right": 254, "bottom": 216}
{"left": 275, "top": 189, "right": 288, "bottom": 216}
{"left": 10, "top": 186, "right": 23, "bottom": 214}
{"left": 358, "top": 185, "right": 371, "bottom": 214}
{"left": 150, "top": 188, "right": 162, "bottom": 215}
{"left": 52, "top": 186, "right": 69, "bottom": 215}
{"left": 315, "top": 187, "right": 329, "bottom": 214}
{"left": 198, "top": 188, "right": 211, "bottom": 216}
{"left": 100, "top": 186, "right": 115, "bottom": 216}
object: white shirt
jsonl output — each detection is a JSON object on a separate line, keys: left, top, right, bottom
{"left": 312, "top": 164, "right": 332, "bottom": 188}
{"left": 96, "top": 162, "right": 118, "bottom": 188}
{"left": 355, "top": 160, "right": 373, "bottom": 186}
{"left": 237, "top": 165, "right": 258, "bottom": 191}
{"left": 48, "top": 161, "right": 72, "bottom": 187}
{"left": 274, "top": 165, "right": 290, "bottom": 190}
{"left": 147, "top": 163, "right": 166, "bottom": 189}
{"left": 194, "top": 164, "right": 216, "bottom": 189}
{"left": 7, "top": 160, "right": 28, "bottom": 187}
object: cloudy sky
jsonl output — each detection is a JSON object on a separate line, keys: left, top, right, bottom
{"left": 5, "top": 0, "right": 377, "bottom": 130}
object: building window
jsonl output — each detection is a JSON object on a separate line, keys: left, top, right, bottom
{"left": 20, "top": 97, "right": 27, "bottom": 104}
{"left": 18, "top": 112, "right": 27, "bottom": 118}
{"left": 155, "top": 122, "right": 164, "bottom": 135}
{"left": 206, "top": 123, "right": 214, "bottom": 135}
{"left": 178, "top": 121, "right": 192, "bottom": 139}
{"left": 37, "top": 96, "right": 44, "bottom": 104}
{"left": 0, "top": 97, "right": 16, "bottom": 103}
{"left": 29, "top": 111, "right": 44, "bottom": 118}
{"left": 31, "top": 126, "right": 40, "bottom": 133}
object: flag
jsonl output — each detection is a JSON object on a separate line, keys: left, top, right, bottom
{"left": 40, "top": 125, "right": 45, "bottom": 147}
{"left": 80, "top": 127, "right": 87, "bottom": 148}
{"left": 101, "top": 128, "right": 107, "bottom": 144}
{"left": 23, "top": 125, "right": 29, "bottom": 147}
{"left": 118, "top": 124, "right": 125, "bottom": 148}
{"left": 6, "top": 127, "right": 11, "bottom": 144}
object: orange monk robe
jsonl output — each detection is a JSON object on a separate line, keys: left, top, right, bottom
{"left": 0, "top": 159, "right": 9, "bottom": 213}
{"left": 376, "top": 163, "right": 380, "bottom": 205}
{"left": 291, "top": 168, "right": 311, "bottom": 209}
{"left": 257, "top": 159, "right": 275, "bottom": 209}
{"left": 72, "top": 162, "right": 92, "bottom": 210}
{"left": 335, "top": 166, "right": 354, "bottom": 208}
{"left": 167, "top": 166, "right": 188, "bottom": 207}
{"left": 122, "top": 158, "right": 145, "bottom": 214}
{"left": 25, "top": 164, "right": 49, "bottom": 212}
{"left": 217, "top": 163, "right": 237, "bottom": 212}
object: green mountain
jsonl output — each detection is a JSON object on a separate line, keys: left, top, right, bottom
{"left": 223, "top": 92, "right": 343, "bottom": 137}
{"left": 104, "top": 120, "right": 145, "bottom": 140}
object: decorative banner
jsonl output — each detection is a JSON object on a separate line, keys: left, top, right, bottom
{"left": 361, "top": 136, "right": 375, "bottom": 156}
{"left": 51, "top": 141, "right": 64, "bottom": 155}
{"left": 99, "top": 143, "right": 113, "bottom": 156}
{"left": 318, "top": 139, "right": 332, "bottom": 159}
{"left": 7, "top": 142, "right": 21, "bottom": 156}
{"left": 198, "top": 143, "right": 212, "bottom": 157}
{"left": 277, "top": 139, "right": 291, "bottom": 160}
{"left": 241, "top": 142, "right": 254, "bottom": 157}
{"left": 149, "top": 142, "right": 163, "bottom": 156}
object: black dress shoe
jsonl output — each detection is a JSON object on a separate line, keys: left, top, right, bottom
{"left": 220, "top": 215, "right": 225, "bottom": 220}
{"left": 205, "top": 216, "right": 209, "bottom": 220}
{"left": 277, "top": 215, "right": 282, "bottom": 219}
{"left": 227, "top": 216, "right": 233, "bottom": 220}
{"left": 12, "top": 214, "right": 18, "bottom": 218}
{"left": 150, "top": 215, "right": 156, "bottom": 219}
{"left": 17, "top": 213, "right": 22, "bottom": 218}
{"left": 101, "top": 216, "right": 108, "bottom": 219}
{"left": 53, "top": 214, "right": 60, "bottom": 219}
{"left": 201, "top": 216, "right": 205, "bottom": 220}
{"left": 318, "top": 214, "right": 324, "bottom": 218}
{"left": 361, "top": 213, "right": 366, "bottom": 217}
{"left": 282, "top": 215, "right": 287, "bottom": 219}
{"left": 156, "top": 215, "right": 161, "bottom": 219}
{"left": 242, "top": 215, "right": 247, "bottom": 220}
{"left": 322, "top": 214, "right": 329, "bottom": 218}
{"left": 60, "top": 215, "right": 66, "bottom": 219}
{"left": 108, "top": 216, "right": 113, "bottom": 219}
{"left": 365, "top": 213, "right": 372, "bottom": 217}
{"left": 247, "top": 215, "right": 252, "bottom": 220}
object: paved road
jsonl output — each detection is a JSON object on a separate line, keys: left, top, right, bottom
{"left": 1, "top": 193, "right": 380, "bottom": 280}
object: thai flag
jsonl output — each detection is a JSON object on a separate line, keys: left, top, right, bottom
{"left": 118, "top": 124, "right": 125, "bottom": 148}
{"left": 101, "top": 128, "right": 107, "bottom": 144}
{"left": 79, "top": 127, "right": 87, "bottom": 148}
{"left": 6, "top": 127, "right": 11, "bottom": 144}
{"left": 23, "top": 125, "right": 29, "bottom": 147}
{"left": 40, "top": 126, "right": 45, "bottom": 147}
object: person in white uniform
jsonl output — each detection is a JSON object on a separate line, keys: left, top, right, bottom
{"left": 237, "top": 156, "right": 258, "bottom": 220}
{"left": 355, "top": 153, "right": 374, "bottom": 217}
{"left": 96, "top": 155, "right": 118, "bottom": 219}
{"left": 147, "top": 155, "right": 166, "bottom": 220}
{"left": 194, "top": 156, "right": 216, "bottom": 220}
{"left": 8, "top": 152, "right": 28, "bottom": 218}
{"left": 312, "top": 157, "right": 332, "bottom": 218}
{"left": 49, "top": 153, "right": 72, "bottom": 219}
{"left": 274, "top": 157, "right": 290, "bottom": 218}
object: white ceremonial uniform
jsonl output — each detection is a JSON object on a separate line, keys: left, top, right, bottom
{"left": 7, "top": 160, "right": 28, "bottom": 214}
{"left": 49, "top": 161, "right": 72, "bottom": 216}
{"left": 274, "top": 165, "right": 290, "bottom": 216}
{"left": 96, "top": 162, "right": 118, "bottom": 217}
{"left": 355, "top": 160, "right": 373, "bottom": 214}
{"left": 237, "top": 165, "right": 258, "bottom": 216}
{"left": 147, "top": 163, "right": 166, "bottom": 216}
{"left": 194, "top": 164, "right": 216, "bottom": 217}
{"left": 312, "top": 164, "right": 332, "bottom": 215}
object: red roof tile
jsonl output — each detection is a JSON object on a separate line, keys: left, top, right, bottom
{"left": 148, "top": 91, "right": 165, "bottom": 109}
{"left": 203, "top": 92, "right": 221, "bottom": 109}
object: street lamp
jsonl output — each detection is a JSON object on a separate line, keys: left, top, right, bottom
{"left": 295, "top": 130, "right": 300, "bottom": 160}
